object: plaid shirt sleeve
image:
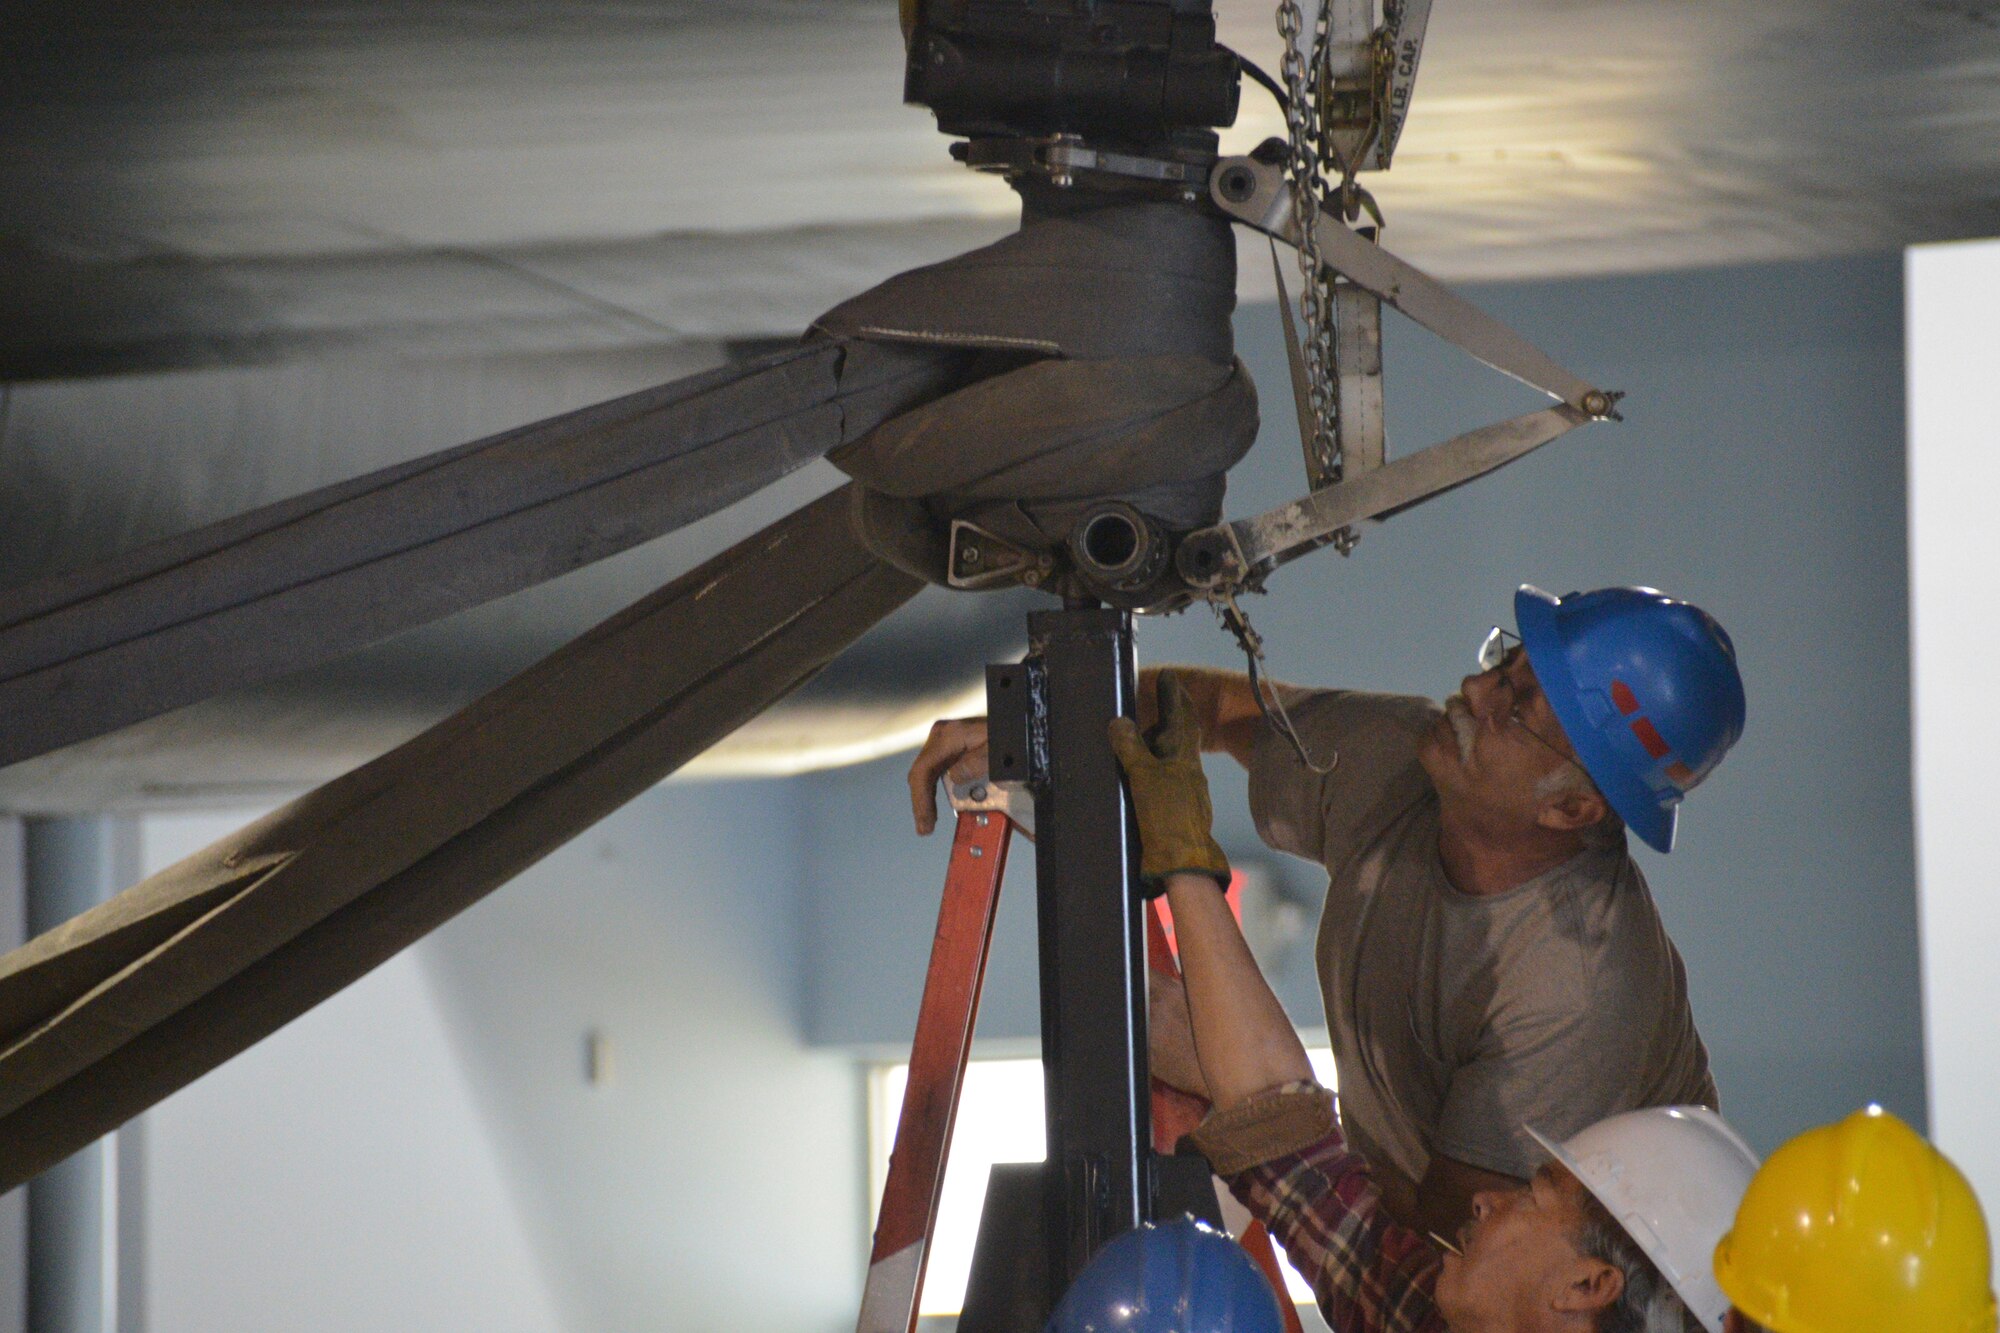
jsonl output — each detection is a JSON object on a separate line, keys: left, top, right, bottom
{"left": 1223, "top": 1132, "right": 1448, "bottom": 1333}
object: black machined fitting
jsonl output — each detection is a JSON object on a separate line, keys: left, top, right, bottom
{"left": 905, "top": 1, "right": 1240, "bottom": 148}
{"left": 1068, "top": 501, "right": 1170, "bottom": 600}
{"left": 1172, "top": 526, "right": 1237, "bottom": 590}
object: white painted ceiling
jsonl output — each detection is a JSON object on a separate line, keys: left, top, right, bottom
{"left": 5, "top": 0, "right": 1996, "bottom": 373}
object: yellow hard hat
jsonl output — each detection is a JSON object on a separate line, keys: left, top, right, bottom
{"left": 1713, "top": 1106, "right": 1997, "bottom": 1333}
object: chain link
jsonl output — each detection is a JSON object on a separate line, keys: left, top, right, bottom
{"left": 1275, "top": 0, "right": 1344, "bottom": 489}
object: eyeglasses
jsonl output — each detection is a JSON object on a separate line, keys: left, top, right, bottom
{"left": 1476, "top": 625, "right": 1522, "bottom": 674}
{"left": 1474, "top": 627, "right": 1590, "bottom": 776}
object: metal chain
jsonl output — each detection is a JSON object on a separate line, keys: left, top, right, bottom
{"left": 1275, "top": 0, "right": 1343, "bottom": 488}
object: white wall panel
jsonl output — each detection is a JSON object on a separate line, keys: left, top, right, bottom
{"left": 1908, "top": 237, "right": 2000, "bottom": 1269}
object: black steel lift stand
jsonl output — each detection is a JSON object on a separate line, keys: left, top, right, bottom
{"left": 959, "top": 603, "right": 1219, "bottom": 1330}
{"left": 857, "top": 599, "right": 1301, "bottom": 1333}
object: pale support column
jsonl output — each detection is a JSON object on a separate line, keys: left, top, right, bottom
{"left": 0, "top": 817, "right": 23, "bottom": 1333}
{"left": 1907, "top": 237, "right": 2000, "bottom": 1277}
{"left": 23, "top": 817, "right": 143, "bottom": 1333}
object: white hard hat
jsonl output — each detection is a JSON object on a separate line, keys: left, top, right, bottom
{"left": 1526, "top": 1106, "right": 1759, "bottom": 1333}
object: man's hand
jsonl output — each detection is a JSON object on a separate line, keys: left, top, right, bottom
{"left": 1148, "top": 971, "right": 1210, "bottom": 1100}
{"left": 907, "top": 717, "right": 990, "bottom": 835}
{"left": 1107, "top": 674, "right": 1229, "bottom": 887}
{"left": 1135, "top": 665, "right": 1269, "bottom": 769}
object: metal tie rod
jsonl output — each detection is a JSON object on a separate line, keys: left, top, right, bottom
{"left": 1179, "top": 404, "right": 1589, "bottom": 586}
{"left": 1209, "top": 155, "right": 1617, "bottom": 419}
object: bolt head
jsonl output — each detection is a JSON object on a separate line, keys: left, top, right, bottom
{"left": 1217, "top": 166, "right": 1256, "bottom": 202}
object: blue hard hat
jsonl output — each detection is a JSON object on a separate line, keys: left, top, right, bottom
{"left": 1045, "top": 1218, "right": 1285, "bottom": 1333}
{"left": 1515, "top": 585, "right": 1746, "bottom": 855}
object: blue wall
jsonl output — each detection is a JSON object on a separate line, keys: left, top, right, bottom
{"left": 800, "top": 253, "right": 1924, "bottom": 1156}
{"left": 420, "top": 781, "right": 870, "bottom": 1333}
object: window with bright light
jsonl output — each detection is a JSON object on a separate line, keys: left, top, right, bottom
{"left": 867, "top": 1049, "right": 1337, "bottom": 1315}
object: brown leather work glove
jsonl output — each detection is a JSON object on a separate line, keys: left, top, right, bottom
{"left": 1107, "top": 672, "right": 1230, "bottom": 892}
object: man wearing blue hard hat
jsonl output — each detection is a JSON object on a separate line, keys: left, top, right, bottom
{"left": 911, "top": 585, "right": 1748, "bottom": 1239}
{"left": 1034, "top": 675, "right": 1759, "bottom": 1333}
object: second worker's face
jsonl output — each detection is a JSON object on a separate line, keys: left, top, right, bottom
{"left": 1432, "top": 1163, "right": 1617, "bottom": 1331}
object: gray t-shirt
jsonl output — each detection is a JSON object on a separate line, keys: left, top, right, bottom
{"left": 1247, "top": 688, "right": 1716, "bottom": 1221}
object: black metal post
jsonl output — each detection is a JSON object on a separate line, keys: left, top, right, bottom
{"left": 960, "top": 603, "right": 1153, "bottom": 1331}
{"left": 1023, "top": 606, "right": 1152, "bottom": 1288}
{"left": 1029, "top": 605, "right": 1150, "bottom": 1299}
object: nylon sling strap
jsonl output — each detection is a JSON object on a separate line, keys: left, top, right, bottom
{"left": 0, "top": 486, "right": 919, "bottom": 1188}
{"left": 0, "top": 340, "right": 956, "bottom": 770}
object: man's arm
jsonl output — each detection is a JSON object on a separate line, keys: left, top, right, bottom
{"left": 1147, "top": 971, "right": 1209, "bottom": 1100}
{"left": 1162, "top": 872, "right": 1313, "bottom": 1105}
{"left": 1136, "top": 665, "right": 1267, "bottom": 768}
{"left": 1226, "top": 1138, "right": 1447, "bottom": 1333}
{"left": 1112, "top": 682, "right": 1445, "bottom": 1333}
{"left": 1160, "top": 879, "right": 1446, "bottom": 1332}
